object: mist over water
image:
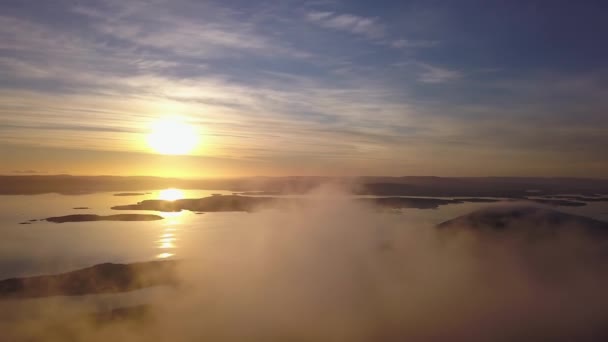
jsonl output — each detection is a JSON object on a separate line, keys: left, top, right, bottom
{"left": 2, "top": 188, "right": 608, "bottom": 341}
{"left": 2, "top": 0, "right": 608, "bottom": 340}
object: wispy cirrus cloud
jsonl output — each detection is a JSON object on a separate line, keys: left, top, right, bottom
{"left": 417, "top": 63, "right": 463, "bottom": 83}
{"left": 306, "top": 11, "right": 384, "bottom": 39}
{"left": 75, "top": 3, "right": 308, "bottom": 60}
{"left": 391, "top": 39, "right": 439, "bottom": 49}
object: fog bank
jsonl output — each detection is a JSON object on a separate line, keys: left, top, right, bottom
{"left": 3, "top": 189, "right": 608, "bottom": 341}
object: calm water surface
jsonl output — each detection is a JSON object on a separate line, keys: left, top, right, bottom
{"left": 1, "top": 189, "right": 607, "bottom": 279}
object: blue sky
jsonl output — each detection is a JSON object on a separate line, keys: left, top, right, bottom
{"left": 0, "top": 0, "right": 607, "bottom": 177}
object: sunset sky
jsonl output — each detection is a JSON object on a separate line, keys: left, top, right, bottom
{"left": 1, "top": 0, "right": 607, "bottom": 178}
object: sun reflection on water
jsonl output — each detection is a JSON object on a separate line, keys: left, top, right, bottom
{"left": 156, "top": 224, "right": 179, "bottom": 257}
{"left": 155, "top": 190, "right": 186, "bottom": 259}
{"left": 160, "top": 211, "right": 184, "bottom": 221}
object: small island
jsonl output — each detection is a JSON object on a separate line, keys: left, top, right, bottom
{"left": 542, "top": 195, "right": 608, "bottom": 202}
{"left": 0, "top": 260, "right": 179, "bottom": 299}
{"left": 44, "top": 214, "right": 164, "bottom": 223}
{"left": 527, "top": 198, "right": 586, "bottom": 207}
{"left": 111, "top": 195, "right": 280, "bottom": 212}
{"left": 437, "top": 205, "right": 608, "bottom": 237}
{"left": 234, "top": 191, "right": 283, "bottom": 196}
{"left": 113, "top": 192, "right": 148, "bottom": 196}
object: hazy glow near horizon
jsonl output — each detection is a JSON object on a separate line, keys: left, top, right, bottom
{"left": 147, "top": 119, "right": 199, "bottom": 155}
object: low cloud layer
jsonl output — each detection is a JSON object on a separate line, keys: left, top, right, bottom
{"left": 3, "top": 190, "right": 608, "bottom": 341}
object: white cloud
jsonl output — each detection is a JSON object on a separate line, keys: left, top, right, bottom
{"left": 417, "top": 63, "right": 462, "bottom": 83}
{"left": 306, "top": 11, "right": 334, "bottom": 22}
{"left": 72, "top": 3, "right": 309, "bottom": 60}
{"left": 391, "top": 39, "right": 438, "bottom": 49}
{"left": 306, "top": 11, "right": 384, "bottom": 39}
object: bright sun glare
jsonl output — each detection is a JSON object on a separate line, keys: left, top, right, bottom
{"left": 147, "top": 118, "right": 198, "bottom": 155}
{"left": 158, "top": 188, "right": 184, "bottom": 201}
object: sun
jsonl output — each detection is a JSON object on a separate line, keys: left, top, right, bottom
{"left": 147, "top": 118, "right": 199, "bottom": 155}
{"left": 158, "top": 188, "right": 184, "bottom": 201}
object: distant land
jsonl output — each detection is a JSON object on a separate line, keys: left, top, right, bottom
{"left": 43, "top": 214, "right": 164, "bottom": 223}
{"left": 1, "top": 175, "right": 608, "bottom": 197}
{"left": 110, "top": 194, "right": 586, "bottom": 213}
{"left": 113, "top": 192, "right": 149, "bottom": 196}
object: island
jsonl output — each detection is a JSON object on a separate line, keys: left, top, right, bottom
{"left": 44, "top": 214, "right": 164, "bottom": 223}
{"left": 111, "top": 195, "right": 483, "bottom": 212}
{"left": 367, "top": 197, "right": 501, "bottom": 209}
{"left": 111, "top": 195, "right": 280, "bottom": 212}
{"left": 437, "top": 205, "right": 608, "bottom": 237}
{"left": 0, "top": 260, "right": 179, "bottom": 299}
{"left": 541, "top": 195, "right": 608, "bottom": 202}
{"left": 110, "top": 194, "right": 586, "bottom": 213}
{"left": 234, "top": 191, "right": 282, "bottom": 196}
{"left": 113, "top": 192, "right": 148, "bottom": 196}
